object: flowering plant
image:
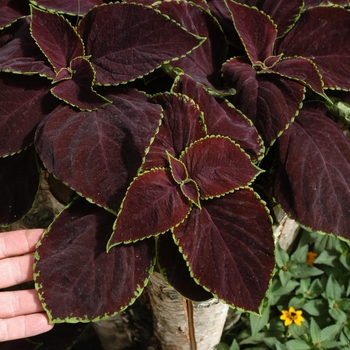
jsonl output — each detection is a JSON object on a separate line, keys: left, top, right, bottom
{"left": 0, "top": 0, "right": 350, "bottom": 333}
{"left": 217, "top": 229, "right": 350, "bottom": 349}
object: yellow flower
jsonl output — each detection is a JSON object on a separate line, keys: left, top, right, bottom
{"left": 280, "top": 306, "right": 305, "bottom": 326}
{"left": 307, "top": 251, "right": 318, "bottom": 266}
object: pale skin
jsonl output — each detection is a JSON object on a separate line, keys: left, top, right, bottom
{"left": 0, "top": 229, "right": 54, "bottom": 342}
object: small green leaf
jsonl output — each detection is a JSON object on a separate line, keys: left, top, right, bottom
{"left": 303, "top": 299, "right": 327, "bottom": 316}
{"left": 326, "top": 275, "right": 342, "bottom": 301}
{"left": 290, "top": 244, "right": 309, "bottom": 263}
{"left": 275, "top": 243, "right": 290, "bottom": 267}
{"left": 285, "top": 339, "right": 311, "bottom": 350}
{"left": 229, "top": 339, "right": 240, "bottom": 350}
{"left": 320, "top": 323, "right": 343, "bottom": 343}
{"left": 309, "top": 318, "right": 321, "bottom": 344}
{"left": 250, "top": 304, "right": 270, "bottom": 336}
{"left": 314, "top": 250, "right": 337, "bottom": 267}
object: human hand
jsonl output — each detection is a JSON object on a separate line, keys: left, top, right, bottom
{"left": 0, "top": 229, "right": 54, "bottom": 342}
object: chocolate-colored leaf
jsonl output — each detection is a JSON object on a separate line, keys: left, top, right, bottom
{"left": 274, "top": 103, "right": 350, "bottom": 238}
{"left": 181, "top": 180, "right": 201, "bottom": 208}
{"left": 35, "top": 88, "right": 162, "bottom": 212}
{"left": 30, "top": 7, "right": 84, "bottom": 73}
{"left": 173, "top": 189, "right": 274, "bottom": 312}
{"left": 233, "top": 0, "right": 304, "bottom": 37}
{"left": 34, "top": 197, "right": 155, "bottom": 322}
{"left": 156, "top": 0, "right": 227, "bottom": 89}
{"left": 268, "top": 57, "right": 325, "bottom": 97}
{"left": 167, "top": 151, "right": 188, "bottom": 184}
{"left": 0, "top": 147, "right": 39, "bottom": 226}
{"left": 277, "top": 7, "right": 350, "bottom": 89}
{"left": 181, "top": 136, "right": 261, "bottom": 198}
{"left": 51, "top": 57, "right": 111, "bottom": 110}
{"left": 108, "top": 169, "right": 190, "bottom": 248}
{"left": 142, "top": 93, "right": 206, "bottom": 170}
{"left": 226, "top": 1, "right": 277, "bottom": 65}
{"left": 0, "top": 72, "right": 52, "bottom": 156}
{"left": 304, "top": 0, "right": 350, "bottom": 9}
{"left": 0, "top": 1, "right": 29, "bottom": 29}
{"left": 223, "top": 57, "right": 305, "bottom": 146}
{"left": 157, "top": 232, "right": 213, "bottom": 302}
{"left": 77, "top": 3, "right": 204, "bottom": 85}
{"left": 29, "top": 0, "right": 103, "bottom": 15}
{"left": 0, "top": 18, "right": 54, "bottom": 77}
{"left": 173, "top": 74, "right": 264, "bottom": 161}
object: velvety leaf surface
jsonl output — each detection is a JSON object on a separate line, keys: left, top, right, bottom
{"left": 233, "top": 0, "right": 304, "bottom": 37}
{"left": 226, "top": 2, "right": 276, "bottom": 65}
{"left": 207, "top": 0, "right": 243, "bottom": 49}
{"left": 35, "top": 88, "right": 162, "bottom": 212}
{"left": 108, "top": 169, "right": 190, "bottom": 248}
{"left": 274, "top": 103, "right": 350, "bottom": 238}
{"left": 168, "top": 152, "right": 188, "bottom": 184}
{"left": 172, "top": 74, "right": 264, "bottom": 161}
{"left": 0, "top": 1, "right": 29, "bottom": 29}
{"left": 142, "top": 93, "right": 206, "bottom": 170}
{"left": 0, "top": 147, "right": 39, "bottom": 226}
{"left": 0, "top": 73, "right": 52, "bottom": 156}
{"left": 276, "top": 7, "right": 350, "bottom": 89}
{"left": 31, "top": 7, "right": 84, "bottom": 73}
{"left": 51, "top": 57, "right": 111, "bottom": 110}
{"left": 156, "top": 0, "right": 227, "bottom": 89}
{"left": 0, "top": 18, "right": 54, "bottom": 77}
{"left": 34, "top": 197, "right": 155, "bottom": 322}
{"left": 304, "top": 0, "right": 350, "bottom": 8}
{"left": 223, "top": 57, "right": 305, "bottom": 145}
{"left": 269, "top": 57, "right": 325, "bottom": 97}
{"left": 77, "top": 3, "right": 204, "bottom": 85}
{"left": 29, "top": 0, "right": 103, "bottom": 15}
{"left": 173, "top": 189, "right": 274, "bottom": 312}
{"left": 157, "top": 232, "right": 213, "bottom": 302}
{"left": 181, "top": 180, "right": 201, "bottom": 208}
{"left": 181, "top": 136, "right": 260, "bottom": 199}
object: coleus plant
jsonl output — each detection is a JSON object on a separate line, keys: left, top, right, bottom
{"left": 0, "top": 0, "right": 350, "bottom": 327}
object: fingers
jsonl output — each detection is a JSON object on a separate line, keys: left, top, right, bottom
{"left": 0, "top": 254, "right": 34, "bottom": 289}
{"left": 0, "top": 313, "right": 54, "bottom": 342}
{"left": 0, "top": 229, "right": 45, "bottom": 259}
{"left": 0, "top": 290, "right": 44, "bottom": 318}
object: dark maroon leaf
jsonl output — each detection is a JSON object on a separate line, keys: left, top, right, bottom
{"left": 226, "top": 1, "right": 277, "bottom": 65}
{"left": 0, "top": 147, "right": 39, "bottom": 226}
{"left": 181, "top": 180, "right": 201, "bottom": 208}
{"left": 304, "top": 0, "right": 350, "bottom": 8}
{"left": 30, "top": 0, "right": 103, "bottom": 15}
{"left": 0, "top": 1, "right": 29, "bottom": 29}
{"left": 155, "top": 0, "right": 227, "bottom": 89}
{"left": 0, "top": 72, "right": 52, "bottom": 156}
{"left": 181, "top": 136, "right": 260, "bottom": 199}
{"left": 207, "top": 0, "right": 243, "bottom": 49}
{"left": 223, "top": 57, "right": 305, "bottom": 146}
{"left": 173, "top": 189, "right": 274, "bottom": 312}
{"left": 31, "top": 7, "right": 84, "bottom": 73}
{"left": 157, "top": 232, "right": 213, "bottom": 302}
{"left": 167, "top": 151, "right": 188, "bottom": 184}
{"left": 0, "top": 18, "right": 54, "bottom": 77}
{"left": 172, "top": 74, "right": 264, "bottom": 161}
{"left": 107, "top": 169, "right": 190, "bottom": 248}
{"left": 34, "top": 197, "right": 155, "bottom": 322}
{"left": 35, "top": 88, "right": 162, "bottom": 212}
{"left": 142, "top": 93, "right": 206, "bottom": 170}
{"left": 233, "top": 0, "right": 304, "bottom": 37}
{"left": 77, "top": 3, "right": 204, "bottom": 85}
{"left": 51, "top": 57, "right": 111, "bottom": 110}
{"left": 268, "top": 57, "right": 325, "bottom": 97}
{"left": 277, "top": 7, "right": 350, "bottom": 89}
{"left": 274, "top": 102, "right": 350, "bottom": 238}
